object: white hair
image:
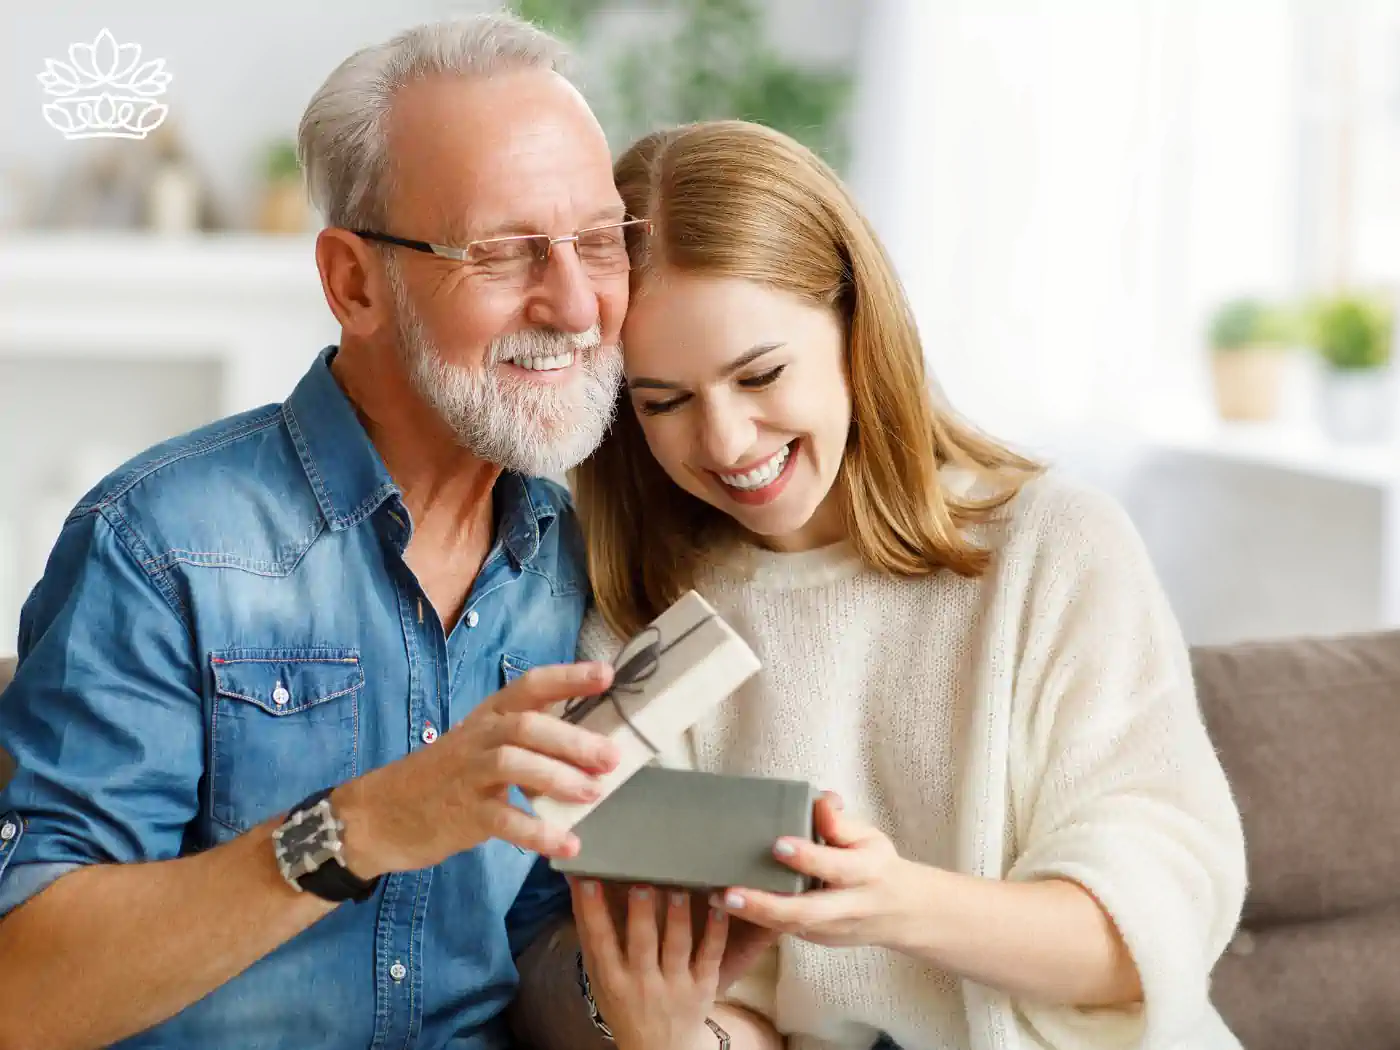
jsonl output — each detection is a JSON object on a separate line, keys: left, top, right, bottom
{"left": 297, "top": 13, "right": 574, "bottom": 229}
{"left": 386, "top": 261, "right": 623, "bottom": 475}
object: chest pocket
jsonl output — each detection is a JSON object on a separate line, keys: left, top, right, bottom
{"left": 501, "top": 653, "right": 531, "bottom": 687}
{"left": 208, "top": 648, "right": 361, "bottom": 834}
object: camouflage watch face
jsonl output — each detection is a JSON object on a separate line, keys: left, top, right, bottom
{"left": 274, "top": 800, "right": 340, "bottom": 880}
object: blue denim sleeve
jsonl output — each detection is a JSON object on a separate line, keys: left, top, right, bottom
{"left": 0, "top": 506, "right": 202, "bottom": 918}
{"left": 504, "top": 853, "right": 573, "bottom": 959}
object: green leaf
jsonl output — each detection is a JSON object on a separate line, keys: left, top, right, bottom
{"left": 507, "top": 0, "right": 599, "bottom": 40}
{"left": 1308, "top": 294, "right": 1394, "bottom": 371}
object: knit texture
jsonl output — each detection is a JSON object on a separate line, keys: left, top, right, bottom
{"left": 577, "top": 470, "right": 1247, "bottom": 1050}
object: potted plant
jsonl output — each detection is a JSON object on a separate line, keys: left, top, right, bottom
{"left": 1309, "top": 292, "right": 1395, "bottom": 444}
{"left": 256, "top": 139, "right": 308, "bottom": 235}
{"left": 1207, "top": 297, "right": 1295, "bottom": 422}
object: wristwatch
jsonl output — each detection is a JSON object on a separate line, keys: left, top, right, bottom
{"left": 575, "top": 950, "right": 730, "bottom": 1049}
{"left": 272, "top": 787, "right": 381, "bottom": 903}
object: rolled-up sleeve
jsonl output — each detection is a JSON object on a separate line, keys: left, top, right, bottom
{"left": 0, "top": 505, "right": 202, "bottom": 919}
{"left": 1005, "top": 485, "right": 1248, "bottom": 1049}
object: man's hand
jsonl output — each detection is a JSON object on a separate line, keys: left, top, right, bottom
{"left": 332, "top": 661, "right": 621, "bottom": 877}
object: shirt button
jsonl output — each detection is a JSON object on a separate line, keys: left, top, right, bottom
{"left": 389, "top": 961, "right": 407, "bottom": 982}
{"left": 0, "top": 821, "right": 15, "bottom": 843}
{"left": 466, "top": 610, "right": 479, "bottom": 628}
{"left": 422, "top": 723, "right": 439, "bottom": 745}
{"left": 272, "top": 684, "right": 290, "bottom": 707}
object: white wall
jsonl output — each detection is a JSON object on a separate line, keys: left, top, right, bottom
{"left": 2, "top": 1, "right": 863, "bottom": 229}
{"left": 3, "top": 2, "right": 486, "bottom": 227}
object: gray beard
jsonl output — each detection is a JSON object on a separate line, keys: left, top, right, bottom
{"left": 387, "top": 263, "right": 622, "bottom": 477}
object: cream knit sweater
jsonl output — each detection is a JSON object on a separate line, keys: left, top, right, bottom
{"left": 577, "top": 470, "right": 1248, "bottom": 1050}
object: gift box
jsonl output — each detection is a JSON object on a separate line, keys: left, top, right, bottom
{"left": 552, "top": 765, "right": 821, "bottom": 894}
{"left": 532, "top": 590, "right": 761, "bottom": 831}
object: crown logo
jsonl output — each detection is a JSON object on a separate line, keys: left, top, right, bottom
{"left": 37, "top": 28, "right": 172, "bottom": 141}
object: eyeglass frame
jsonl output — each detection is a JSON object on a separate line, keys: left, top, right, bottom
{"left": 350, "top": 217, "right": 652, "bottom": 272}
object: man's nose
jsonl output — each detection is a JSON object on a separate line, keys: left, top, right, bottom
{"left": 526, "top": 244, "right": 599, "bottom": 334}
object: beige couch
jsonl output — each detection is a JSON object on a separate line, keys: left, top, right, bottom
{"left": 1191, "top": 631, "right": 1400, "bottom": 1049}
{"left": 1, "top": 631, "right": 1397, "bottom": 1048}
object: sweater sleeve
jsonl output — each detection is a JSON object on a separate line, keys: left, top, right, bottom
{"left": 1002, "top": 480, "right": 1247, "bottom": 1050}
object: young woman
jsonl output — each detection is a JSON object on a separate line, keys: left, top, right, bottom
{"left": 562, "top": 120, "right": 1247, "bottom": 1050}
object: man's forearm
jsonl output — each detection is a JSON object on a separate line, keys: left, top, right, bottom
{"left": 0, "top": 818, "right": 337, "bottom": 1050}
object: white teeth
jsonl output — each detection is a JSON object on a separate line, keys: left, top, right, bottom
{"left": 719, "top": 444, "right": 790, "bottom": 491}
{"left": 509, "top": 351, "right": 575, "bottom": 371}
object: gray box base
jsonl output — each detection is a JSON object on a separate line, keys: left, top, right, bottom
{"left": 551, "top": 766, "right": 819, "bottom": 894}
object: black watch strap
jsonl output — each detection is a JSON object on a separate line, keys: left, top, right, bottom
{"left": 283, "top": 788, "right": 381, "bottom": 903}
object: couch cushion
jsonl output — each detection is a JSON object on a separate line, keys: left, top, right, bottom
{"left": 1212, "top": 903, "right": 1400, "bottom": 1050}
{"left": 1192, "top": 631, "right": 1400, "bottom": 925}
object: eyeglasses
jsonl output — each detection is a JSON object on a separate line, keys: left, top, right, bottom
{"left": 352, "top": 218, "right": 651, "bottom": 288}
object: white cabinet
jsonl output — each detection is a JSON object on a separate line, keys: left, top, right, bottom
{"left": 0, "top": 233, "right": 341, "bottom": 654}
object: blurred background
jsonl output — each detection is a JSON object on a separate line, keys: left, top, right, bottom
{"left": 3, "top": 0, "right": 1400, "bottom": 655}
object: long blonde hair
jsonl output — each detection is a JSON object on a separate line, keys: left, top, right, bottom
{"left": 572, "top": 120, "right": 1041, "bottom": 638}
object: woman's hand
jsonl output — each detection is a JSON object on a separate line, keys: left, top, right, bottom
{"left": 720, "top": 793, "right": 1143, "bottom": 1009}
{"left": 571, "top": 878, "right": 731, "bottom": 1050}
{"left": 716, "top": 793, "right": 916, "bottom": 949}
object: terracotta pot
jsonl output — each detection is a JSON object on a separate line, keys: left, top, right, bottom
{"left": 1211, "top": 347, "right": 1288, "bottom": 422}
{"left": 257, "top": 179, "right": 308, "bottom": 234}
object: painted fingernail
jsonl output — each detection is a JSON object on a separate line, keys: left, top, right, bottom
{"left": 711, "top": 907, "right": 728, "bottom": 923}
{"left": 633, "top": 887, "right": 651, "bottom": 901}
{"left": 774, "top": 840, "right": 797, "bottom": 857}
{"left": 670, "top": 891, "right": 687, "bottom": 908}
{"left": 724, "top": 891, "right": 745, "bottom": 909}
{"left": 581, "top": 880, "right": 598, "bottom": 896}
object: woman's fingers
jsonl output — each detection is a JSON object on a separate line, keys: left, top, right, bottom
{"left": 772, "top": 837, "right": 865, "bottom": 886}
{"left": 695, "top": 903, "right": 728, "bottom": 983}
{"left": 571, "top": 878, "right": 623, "bottom": 976}
{"left": 626, "top": 885, "right": 660, "bottom": 971}
{"left": 661, "top": 891, "right": 694, "bottom": 977}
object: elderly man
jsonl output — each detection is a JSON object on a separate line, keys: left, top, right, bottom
{"left": 0, "top": 14, "right": 663, "bottom": 1050}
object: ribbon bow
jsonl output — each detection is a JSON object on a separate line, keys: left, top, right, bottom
{"left": 561, "top": 612, "right": 716, "bottom": 758}
{"left": 563, "top": 626, "right": 664, "bottom": 755}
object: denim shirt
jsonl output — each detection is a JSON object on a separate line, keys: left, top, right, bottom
{"left": 0, "top": 347, "right": 588, "bottom": 1049}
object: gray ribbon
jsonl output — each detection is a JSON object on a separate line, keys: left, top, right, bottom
{"left": 563, "top": 613, "right": 715, "bottom": 757}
